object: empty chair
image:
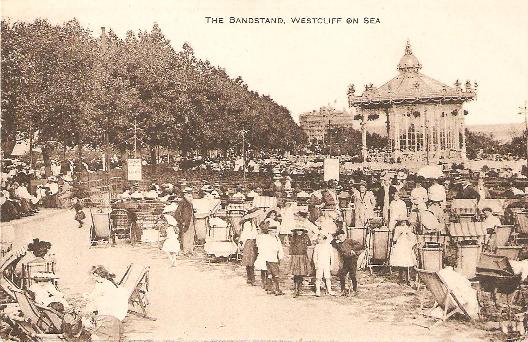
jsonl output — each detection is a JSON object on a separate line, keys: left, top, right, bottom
{"left": 416, "top": 269, "right": 473, "bottom": 327}
{"left": 90, "top": 211, "right": 114, "bottom": 246}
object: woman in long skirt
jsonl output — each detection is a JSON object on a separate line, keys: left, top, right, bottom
{"left": 289, "top": 227, "right": 311, "bottom": 297}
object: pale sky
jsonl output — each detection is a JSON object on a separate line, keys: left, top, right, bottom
{"left": 2, "top": 0, "right": 527, "bottom": 125}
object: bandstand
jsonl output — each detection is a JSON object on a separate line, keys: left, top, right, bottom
{"left": 348, "top": 41, "right": 477, "bottom": 164}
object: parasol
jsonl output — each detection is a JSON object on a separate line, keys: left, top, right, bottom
{"left": 417, "top": 165, "right": 444, "bottom": 179}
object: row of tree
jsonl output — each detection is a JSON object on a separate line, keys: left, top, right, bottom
{"left": 465, "top": 129, "right": 527, "bottom": 159}
{"left": 1, "top": 19, "right": 307, "bottom": 168}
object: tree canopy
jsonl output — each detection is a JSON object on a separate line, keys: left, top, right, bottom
{"left": 1, "top": 19, "right": 306, "bottom": 165}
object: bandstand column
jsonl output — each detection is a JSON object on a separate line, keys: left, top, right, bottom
{"left": 460, "top": 115, "right": 467, "bottom": 160}
{"left": 453, "top": 112, "right": 460, "bottom": 153}
{"left": 422, "top": 110, "right": 427, "bottom": 159}
{"left": 361, "top": 112, "right": 367, "bottom": 161}
{"left": 394, "top": 110, "right": 401, "bottom": 159}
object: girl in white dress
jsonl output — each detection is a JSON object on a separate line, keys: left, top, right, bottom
{"left": 162, "top": 226, "right": 181, "bottom": 266}
{"left": 390, "top": 219, "right": 417, "bottom": 285}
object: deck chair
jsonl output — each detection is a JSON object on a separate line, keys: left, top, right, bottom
{"left": 12, "top": 287, "right": 64, "bottom": 336}
{"left": 110, "top": 209, "right": 132, "bottom": 241}
{"left": 513, "top": 211, "right": 528, "bottom": 244}
{"left": 1, "top": 246, "right": 28, "bottom": 297}
{"left": 119, "top": 264, "right": 153, "bottom": 320}
{"left": 416, "top": 269, "right": 472, "bottom": 328}
{"left": 367, "top": 228, "right": 392, "bottom": 274}
{"left": 21, "top": 259, "right": 57, "bottom": 289}
{"left": 493, "top": 225, "right": 514, "bottom": 247}
{"left": 90, "top": 211, "right": 114, "bottom": 246}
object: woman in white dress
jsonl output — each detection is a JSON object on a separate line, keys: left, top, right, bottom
{"left": 83, "top": 265, "right": 128, "bottom": 342}
{"left": 388, "top": 192, "right": 408, "bottom": 231}
{"left": 162, "top": 226, "right": 181, "bottom": 266}
{"left": 390, "top": 219, "right": 417, "bottom": 285}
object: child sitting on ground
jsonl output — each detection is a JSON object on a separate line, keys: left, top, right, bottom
{"left": 312, "top": 233, "right": 336, "bottom": 296}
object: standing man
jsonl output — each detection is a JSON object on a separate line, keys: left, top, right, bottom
{"left": 174, "top": 187, "right": 196, "bottom": 256}
{"left": 352, "top": 181, "right": 376, "bottom": 227}
{"left": 456, "top": 180, "right": 480, "bottom": 200}
{"left": 376, "top": 174, "right": 397, "bottom": 225}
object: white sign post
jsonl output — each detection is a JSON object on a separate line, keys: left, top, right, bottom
{"left": 127, "top": 158, "right": 142, "bottom": 181}
{"left": 323, "top": 158, "right": 340, "bottom": 182}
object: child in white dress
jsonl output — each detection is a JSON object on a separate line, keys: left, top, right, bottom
{"left": 390, "top": 219, "right": 417, "bottom": 285}
{"left": 162, "top": 226, "right": 181, "bottom": 266}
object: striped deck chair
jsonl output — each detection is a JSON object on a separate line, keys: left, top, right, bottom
{"left": 513, "top": 211, "right": 528, "bottom": 244}
{"left": 12, "top": 287, "right": 64, "bottom": 336}
{"left": 119, "top": 264, "right": 154, "bottom": 320}
{"left": 448, "top": 221, "right": 485, "bottom": 244}
{"left": 416, "top": 269, "right": 472, "bottom": 328}
{"left": 252, "top": 196, "right": 278, "bottom": 210}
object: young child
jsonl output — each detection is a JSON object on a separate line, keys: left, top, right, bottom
{"left": 72, "top": 198, "right": 85, "bottom": 228}
{"left": 333, "top": 230, "right": 364, "bottom": 296}
{"left": 256, "top": 222, "right": 285, "bottom": 295}
{"left": 162, "top": 226, "right": 181, "bottom": 266}
{"left": 289, "top": 226, "right": 311, "bottom": 297}
{"left": 312, "top": 233, "right": 336, "bottom": 296}
{"left": 255, "top": 222, "right": 270, "bottom": 290}
{"left": 390, "top": 219, "right": 417, "bottom": 285}
{"left": 265, "top": 225, "right": 285, "bottom": 295}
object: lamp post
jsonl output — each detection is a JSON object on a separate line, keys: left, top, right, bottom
{"left": 520, "top": 100, "right": 528, "bottom": 172}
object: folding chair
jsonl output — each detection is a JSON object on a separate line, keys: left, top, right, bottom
{"left": 21, "top": 259, "right": 57, "bottom": 289}
{"left": 513, "top": 211, "right": 528, "bottom": 244}
{"left": 493, "top": 225, "right": 514, "bottom": 247}
{"left": 367, "top": 228, "right": 392, "bottom": 274}
{"left": 1, "top": 246, "right": 27, "bottom": 297}
{"left": 119, "top": 264, "right": 154, "bottom": 320}
{"left": 90, "top": 211, "right": 114, "bottom": 246}
{"left": 12, "top": 287, "right": 64, "bottom": 336}
{"left": 110, "top": 209, "right": 132, "bottom": 241}
{"left": 416, "top": 269, "right": 472, "bottom": 328}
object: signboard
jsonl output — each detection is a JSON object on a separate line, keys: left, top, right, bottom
{"left": 127, "top": 158, "right": 142, "bottom": 181}
{"left": 323, "top": 158, "right": 340, "bottom": 182}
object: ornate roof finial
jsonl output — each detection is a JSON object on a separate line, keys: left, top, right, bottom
{"left": 404, "top": 39, "right": 413, "bottom": 55}
{"left": 397, "top": 40, "right": 422, "bottom": 73}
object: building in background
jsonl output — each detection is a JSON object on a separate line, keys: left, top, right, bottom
{"left": 348, "top": 41, "right": 476, "bottom": 164}
{"left": 299, "top": 106, "right": 355, "bottom": 143}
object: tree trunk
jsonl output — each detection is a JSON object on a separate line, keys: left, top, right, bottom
{"left": 150, "top": 145, "right": 156, "bottom": 165}
{"left": 42, "top": 144, "right": 52, "bottom": 177}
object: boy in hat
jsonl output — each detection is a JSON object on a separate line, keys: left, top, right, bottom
{"left": 312, "top": 233, "right": 336, "bottom": 296}
{"left": 333, "top": 230, "right": 364, "bottom": 296}
{"left": 256, "top": 222, "right": 285, "bottom": 295}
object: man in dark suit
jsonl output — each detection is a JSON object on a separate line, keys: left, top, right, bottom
{"left": 376, "top": 175, "right": 397, "bottom": 224}
{"left": 456, "top": 180, "right": 480, "bottom": 200}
